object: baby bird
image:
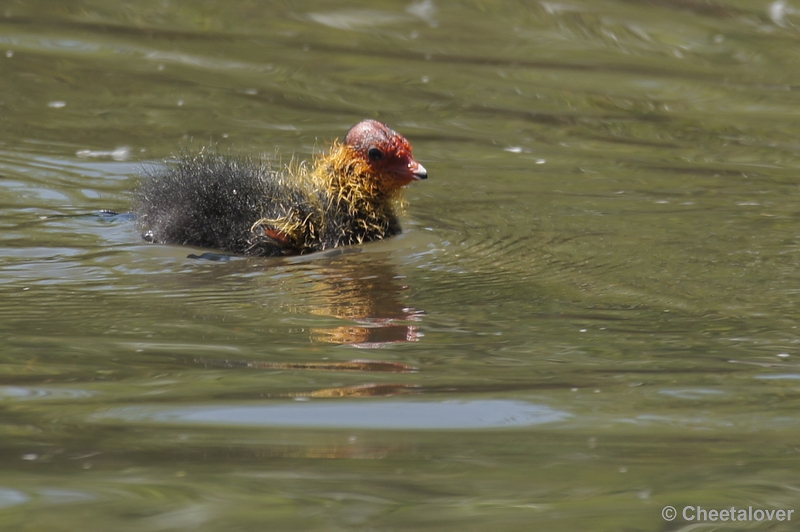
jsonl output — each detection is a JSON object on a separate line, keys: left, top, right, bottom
{"left": 135, "top": 120, "right": 427, "bottom": 256}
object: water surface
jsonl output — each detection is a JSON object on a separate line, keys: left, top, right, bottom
{"left": 2, "top": 0, "right": 800, "bottom": 530}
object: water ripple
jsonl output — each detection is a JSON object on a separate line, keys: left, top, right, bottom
{"left": 96, "top": 400, "right": 571, "bottom": 430}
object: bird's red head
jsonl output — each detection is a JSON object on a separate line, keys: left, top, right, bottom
{"left": 345, "top": 119, "right": 427, "bottom": 187}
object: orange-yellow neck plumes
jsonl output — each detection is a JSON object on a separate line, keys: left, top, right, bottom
{"left": 311, "top": 141, "right": 406, "bottom": 209}
{"left": 256, "top": 142, "right": 408, "bottom": 252}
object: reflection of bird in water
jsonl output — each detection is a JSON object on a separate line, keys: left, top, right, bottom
{"left": 312, "top": 315, "right": 423, "bottom": 348}
{"left": 135, "top": 120, "right": 427, "bottom": 256}
{"left": 190, "top": 258, "right": 425, "bottom": 397}
{"left": 304, "top": 261, "right": 424, "bottom": 347}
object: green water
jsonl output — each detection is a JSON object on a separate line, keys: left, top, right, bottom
{"left": 2, "top": 0, "right": 800, "bottom": 530}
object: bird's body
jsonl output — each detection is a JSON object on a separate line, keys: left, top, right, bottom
{"left": 135, "top": 120, "right": 427, "bottom": 256}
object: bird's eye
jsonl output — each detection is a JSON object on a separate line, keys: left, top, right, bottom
{"left": 367, "top": 147, "right": 383, "bottom": 161}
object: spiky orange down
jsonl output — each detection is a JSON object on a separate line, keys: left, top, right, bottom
{"left": 251, "top": 142, "right": 407, "bottom": 253}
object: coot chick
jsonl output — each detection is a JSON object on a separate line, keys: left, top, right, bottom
{"left": 135, "top": 120, "right": 427, "bottom": 256}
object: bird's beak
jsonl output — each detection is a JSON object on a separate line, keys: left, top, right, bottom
{"left": 387, "top": 156, "right": 428, "bottom": 186}
{"left": 409, "top": 160, "right": 428, "bottom": 180}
